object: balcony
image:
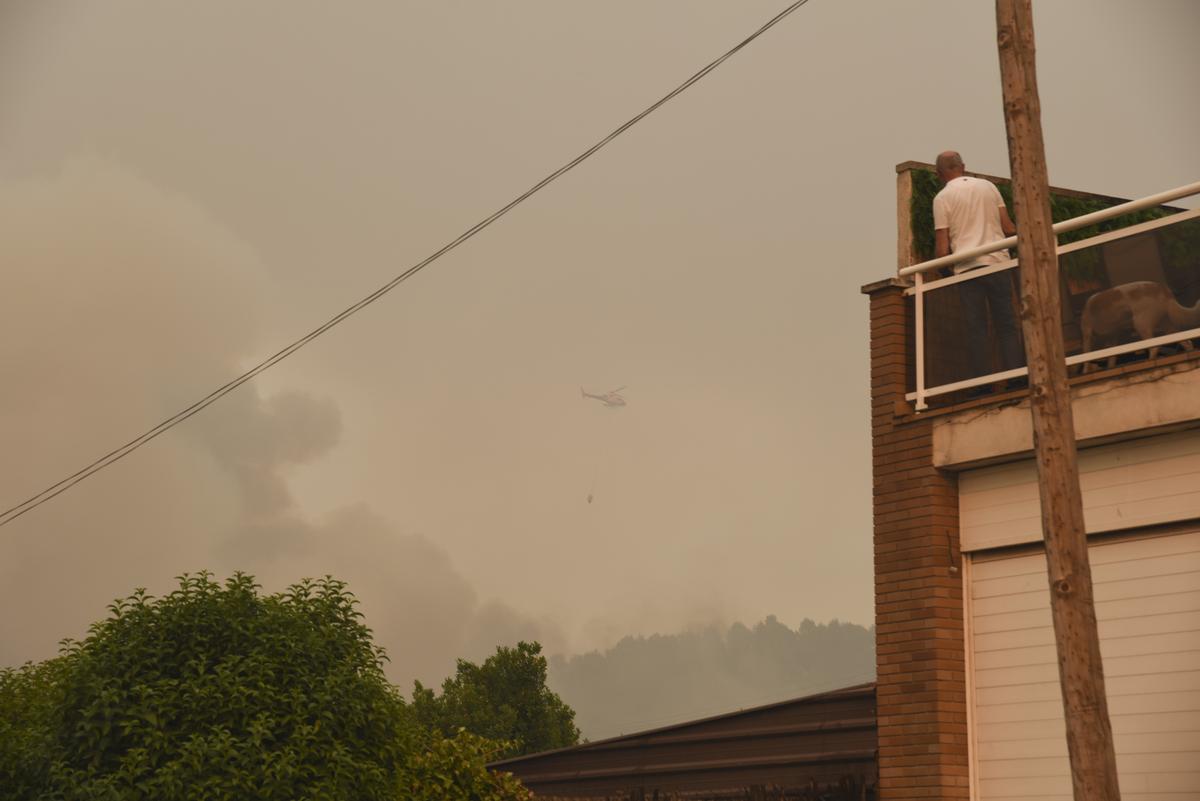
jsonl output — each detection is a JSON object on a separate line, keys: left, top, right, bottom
{"left": 899, "top": 180, "right": 1200, "bottom": 411}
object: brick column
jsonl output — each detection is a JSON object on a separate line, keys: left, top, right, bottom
{"left": 862, "top": 279, "right": 968, "bottom": 800}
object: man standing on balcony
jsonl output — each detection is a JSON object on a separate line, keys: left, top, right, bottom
{"left": 933, "top": 151, "right": 1023, "bottom": 389}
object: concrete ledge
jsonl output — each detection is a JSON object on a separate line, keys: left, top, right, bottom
{"left": 932, "top": 360, "right": 1200, "bottom": 469}
{"left": 860, "top": 276, "right": 909, "bottom": 295}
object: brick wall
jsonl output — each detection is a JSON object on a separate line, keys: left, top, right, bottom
{"left": 864, "top": 280, "right": 968, "bottom": 800}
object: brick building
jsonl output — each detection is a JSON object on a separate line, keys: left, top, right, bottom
{"left": 494, "top": 164, "right": 1199, "bottom": 801}
{"left": 863, "top": 163, "right": 1200, "bottom": 800}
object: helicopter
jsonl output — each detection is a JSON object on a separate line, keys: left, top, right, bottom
{"left": 581, "top": 385, "right": 627, "bottom": 408}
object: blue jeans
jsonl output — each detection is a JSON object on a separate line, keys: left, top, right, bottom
{"left": 959, "top": 269, "right": 1024, "bottom": 376}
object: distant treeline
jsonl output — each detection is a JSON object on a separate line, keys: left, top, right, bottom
{"left": 548, "top": 616, "right": 875, "bottom": 741}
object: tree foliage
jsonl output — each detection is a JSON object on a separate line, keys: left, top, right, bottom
{"left": 0, "top": 657, "right": 65, "bottom": 798}
{"left": 412, "top": 642, "right": 580, "bottom": 758}
{"left": 0, "top": 572, "right": 530, "bottom": 801}
{"left": 401, "top": 731, "right": 530, "bottom": 801}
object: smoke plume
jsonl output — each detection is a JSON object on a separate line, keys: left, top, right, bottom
{"left": 0, "top": 159, "right": 557, "bottom": 685}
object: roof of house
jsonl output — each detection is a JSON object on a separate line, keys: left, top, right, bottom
{"left": 489, "top": 682, "right": 877, "bottom": 798}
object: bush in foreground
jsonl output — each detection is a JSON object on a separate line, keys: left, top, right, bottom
{"left": 0, "top": 572, "right": 529, "bottom": 801}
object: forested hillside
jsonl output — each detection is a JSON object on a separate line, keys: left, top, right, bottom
{"left": 549, "top": 616, "right": 874, "bottom": 740}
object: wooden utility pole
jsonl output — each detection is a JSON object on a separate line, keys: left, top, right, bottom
{"left": 994, "top": 1, "right": 1122, "bottom": 799}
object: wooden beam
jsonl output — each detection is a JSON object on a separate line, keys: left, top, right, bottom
{"left": 896, "top": 167, "right": 915, "bottom": 272}
{"left": 994, "top": 1, "right": 1122, "bottom": 799}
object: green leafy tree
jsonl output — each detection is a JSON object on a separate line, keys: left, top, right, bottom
{"left": 0, "top": 657, "right": 66, "bottom": 798}
{"left": 412, "top": 642, "right": 580, "bottom": 758}
{"left": 402, "top": 732, "right": 531, "bottom": 801}
{"left": 0, "top": 572, "right": 529, "bottom": 801}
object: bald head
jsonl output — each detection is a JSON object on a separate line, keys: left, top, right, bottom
{"left": 935, "top": 151, "right": 965, "bottom": 182}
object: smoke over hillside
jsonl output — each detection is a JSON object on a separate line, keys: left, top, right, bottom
{"left": 0, "top": 160, "right": 560, "bottom": 685}
{"left": 548, "top": 615, "right": 875, "bottom": 740}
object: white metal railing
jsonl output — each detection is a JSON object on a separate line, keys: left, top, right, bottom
{"left": 902, "top": 180, "right": 1200, "bottom": 410}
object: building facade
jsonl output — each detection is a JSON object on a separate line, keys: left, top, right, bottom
{"left": 864, "top": 163, "right": 1200, "bottom": 800}
{"left": 493, "top": 163, "right": 1199, "bottom": 801}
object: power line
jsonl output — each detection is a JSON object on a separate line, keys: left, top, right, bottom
{"left": 0, "top": 0, "right": 813, "bottom": 529}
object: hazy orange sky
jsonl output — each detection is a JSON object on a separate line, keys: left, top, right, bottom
{"left": 2, "top": 1, "right": 1198, "bottom": 690}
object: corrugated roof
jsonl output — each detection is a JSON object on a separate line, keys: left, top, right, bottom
{"left": 490, "top": 683, "right": 877, "bottom": 799}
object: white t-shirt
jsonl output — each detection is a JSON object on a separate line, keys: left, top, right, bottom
{"left": 932, "top": 176, "right": 1010, "bottom": 273}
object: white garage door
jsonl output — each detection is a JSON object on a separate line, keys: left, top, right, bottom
{"left": 969, "top": 529, "right": 1200, "bottom": 801}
